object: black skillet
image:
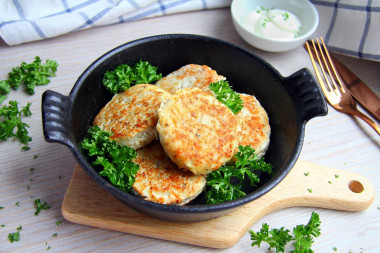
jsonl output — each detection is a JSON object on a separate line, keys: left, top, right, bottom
{"left": 41, "top": 34, "right": 327, "bottom": 222}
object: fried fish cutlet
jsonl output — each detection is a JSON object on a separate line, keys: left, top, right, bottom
{"left": 155, "top": 64, "right": 225, "bottom": 94}
{"left": 237, "top": 93, "right": 270, "bottom": 158}
{"left": 93, "top": 84, "right": 170, "bottom": 149}
{"left": 132, "top": 141, "right": 206, "bottom": 205}
{"left": 157, "top": 88, "right": 242, "bottom": 175}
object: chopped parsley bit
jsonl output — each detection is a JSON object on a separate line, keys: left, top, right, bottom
{"left": 58, "top": 176, "right": 62, "bottom": 179}
{"left": 333, "top": 247, "right": 338, "bottom": 251}
{"left": 30, "top": 179, "right": 33, "bottom": 181}
{"left": 283, "top": 12, "right": 290, "bottom": 20}
{"left": 30, "top": 168, "right": 35, "bottom": 172}
{"left": 1, "top": 224, "right": 5, "bottom": 227}
{"left": 334, "top": 174, "right": 339, "bottom": 178}
{"left": 8, "top": 225, "right": 22, "bottom": 243}
{"left": 27, "top": 185, "right": 31, "bottom": 190}
{"left": 52, "top": 233, "right": 58, "bottom": 237}
{"left": 328, "top": 181, "right": 332, "bottom": 184}
{"left": 15, "top": 202, "right": 20, "bottom": 207}
{"left": 377, "top": 207, "right": 380, "bottom": 210}
{"left": 0, "top": 206, "right": 4, "bottom": 209}
{"left": 45, "top": 242, "right": 51, "bottom": 250}
{"left": 56, "top": 220, "right": 62, "bottom": 226}
{"left": 34, "top": 199, "right": 51, "bottom": 216}
{"left": 304, "top": 172, "right": 310, "bottom": 176}
{"left": 307, "top": 189, "right": 313, "bottom": 193}
{"left": 33, "top": 154, "right": 38, "bottom": 159}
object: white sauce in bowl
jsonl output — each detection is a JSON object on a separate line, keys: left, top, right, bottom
{"left": 241, "top": 7, "right": 301, "bottom": 40}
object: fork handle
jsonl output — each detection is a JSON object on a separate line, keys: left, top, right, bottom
{"left": 348, "top": 108, "right": 380, "bottom": 135}
{"left": 284, "top": 68, "right": 328, "bottom": 122}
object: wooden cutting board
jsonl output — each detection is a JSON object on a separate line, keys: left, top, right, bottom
{"left": 62, "top": 160, "right": 374, "bottom": 248}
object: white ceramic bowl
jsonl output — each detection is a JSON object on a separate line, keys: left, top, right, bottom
{"left": 231, "top": 0, "right": 319, "bottom": 52}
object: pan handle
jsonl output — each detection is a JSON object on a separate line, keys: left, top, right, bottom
{"left": 284, "top": 68, "right": 328, "bottom": 123}
{"left": 41, "top": 90, "right": 76, "bottom": 149}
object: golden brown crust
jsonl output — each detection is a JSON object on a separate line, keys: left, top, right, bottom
{"left": 93, "top": 84, "right": 171, "bottom": 149}
{"left": 237, "top": 94, "right": 270, "bottom": 158}
{"left": 157, "top": 88, "right": 242, "bottom": 175}
{"left": 155, "top": 64, "right": 225, "bottom": 94}
{"left": 132, "top": 141, "right": 206, "bottom": 205}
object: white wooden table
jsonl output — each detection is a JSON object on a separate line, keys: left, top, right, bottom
{"left": 1, "top": 8, "right": 379, "bottom": 253}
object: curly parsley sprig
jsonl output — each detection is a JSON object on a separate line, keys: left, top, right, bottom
{"left": 81, "top": 125, "right": 139, "bottom": 192}
{"left": 209, "top": 80, "right": 243, "bottom": 115}
{"left": 205, "top": 145, "right": 272, "bottom": 204}
{"left": 0, "top": 100, "right": 32, "bottom": 151}
{"left": 250, "top": 212, "right": 321, "bottom": 253}
{"left": 7, "top": 56, "right": 58, "bottom": 95}
{"left": 103, "top": 59, "right": 162, "bottom": 94}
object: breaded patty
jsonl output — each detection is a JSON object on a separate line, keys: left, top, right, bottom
{"left": 237, "top": 93, "right": 270, "bottom": 158}
{"left": 157, "top": 88, "right": 242, "bottom": 175}
{"left": 155, "top": 64, "right": 225, "bottom": 94}
{"left": 132, "top": 141, "right": 206, "bottom": 205}
{"left": 93, "top": 84, "right": 170, "bottom": 149}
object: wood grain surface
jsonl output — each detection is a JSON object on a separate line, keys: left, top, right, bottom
{"left": 0, "top": 7, "right": 379, "bottom": 253}
{"left": 62, "top": 160, "right": 374, "bottom": 248}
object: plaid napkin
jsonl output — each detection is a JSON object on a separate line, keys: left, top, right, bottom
{"left": 1, "top": 0, "right": 379, "bottom": 62}
{"left": 0, "top": 0, "right": 231, "bottom": 46}
{"left": 311, "top": 0, "right": 380, "bottom": 61}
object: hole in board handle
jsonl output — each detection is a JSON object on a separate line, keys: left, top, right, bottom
{"left": 348, "top": 180, "right": 364, "bottom": 193}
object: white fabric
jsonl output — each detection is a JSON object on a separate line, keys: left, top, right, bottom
{"left": 1, "top": 0, "right": 379, "bottom": 61}
{"left": 0, "top": 0, "right": 232, "bottom": 45}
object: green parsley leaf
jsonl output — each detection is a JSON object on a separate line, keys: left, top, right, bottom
{"left": 102, "top": 60, "right": 162, "bottom": 94}
{"left": 250, "top": 223, "right": 292, "bottom": 253}
{"left": 56, "top": 220, "right": 62, "bottom": 226}
{"left": 292, "top": 212, "right": 321, "bottom": 252}
{"left": 8, "top": 225, "right": 22, "bottom": 243}
{"left": 34, "top": 199, "right": 51, "bottom": 216}
{"left": 7, "top": 56, "right": 58, "bottom": 95}
{"left": 0, "top": 80, "right": 11, "bottom": 96}
{"left": 133, "top": 59, "right": 162, "bottom": 84}
{"left": 0, "top": 100, "right": 32, "bottom": 150}
{"left": 103, "top": 64, "right": 134, "bottom": 94}
{"left": 81, "top": 125, "right": 139, "bottom": 192}
{"left": 205, "top": 145, "right": 272, "bottom": 204}
{"left": 209, "top": 80, "right": 243, "bottom": 115}
{"left": 250, "top": 212, "right": 321, "bottom": 253}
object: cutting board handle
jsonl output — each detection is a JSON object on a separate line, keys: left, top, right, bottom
{"left": 244, "top": 160, "right": 375, "bottom": 224}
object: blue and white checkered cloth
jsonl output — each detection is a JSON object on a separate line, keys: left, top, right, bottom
{"left": 0, "top": 0, "right": 231, "bottom": 45}
{"left": 1, "top": 0, "right": 379, "bottom": 61}
{"left": 311, "top": 0, "right": 380, "bottom": 61}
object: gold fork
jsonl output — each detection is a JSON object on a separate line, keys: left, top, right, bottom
{"left": 305, "top": 37, "right": 380, "bottom": 135}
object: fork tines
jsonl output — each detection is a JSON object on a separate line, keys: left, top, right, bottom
{"left": 305, "top": 37, "right": 346, "bottom": 99}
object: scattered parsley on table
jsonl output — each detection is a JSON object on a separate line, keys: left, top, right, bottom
{"left": 8, "top": 225, "right": 22, "bottom": 243}
{"left": 250, "top": 212, "right": 321, "bottom": 252}
{"left": 34, "top": 199, "right": 51, "bottom": 216}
